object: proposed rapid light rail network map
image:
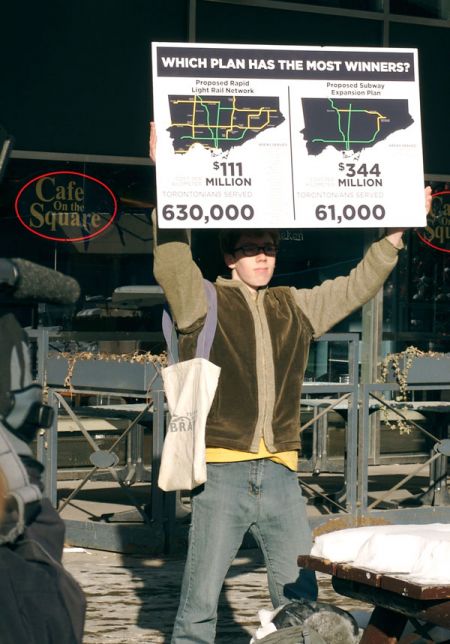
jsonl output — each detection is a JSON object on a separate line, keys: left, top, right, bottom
{"left": 301, "top": 98, "right": 414, "bottom": 156}
{"left": 167, "top": 94, "right": 285, "bottom": 154}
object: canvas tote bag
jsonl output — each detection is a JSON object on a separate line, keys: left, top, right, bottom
{"left": 158, "top": 280, "right": 221, "bottom": 491}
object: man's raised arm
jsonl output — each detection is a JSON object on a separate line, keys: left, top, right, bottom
{"left": 150, "top": 122, "right": 207, "bottom": 332}
{"left": 293, "top": 186, "right": 433, "bottom": 338}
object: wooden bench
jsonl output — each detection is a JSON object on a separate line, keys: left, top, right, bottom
{"left": 298, "top": 554, "right": 450, "bottom": 643}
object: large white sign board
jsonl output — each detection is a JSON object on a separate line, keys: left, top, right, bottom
{"left": 152, "top": 42, "right": 425, "bottom": 229}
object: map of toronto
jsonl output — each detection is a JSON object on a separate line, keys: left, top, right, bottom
{"left": 167, "top": 95, "right": 285, "bottom": 154}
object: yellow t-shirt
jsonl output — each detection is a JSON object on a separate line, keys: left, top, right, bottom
{"left": 206, "top": 438, "right": 298, "bottom": 471}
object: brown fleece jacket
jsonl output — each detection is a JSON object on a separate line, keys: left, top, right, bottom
{"left": 153, "top": 218, "right": 400, "bottom": 452}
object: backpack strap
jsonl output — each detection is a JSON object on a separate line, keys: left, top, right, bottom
{"left": 162, "top": 279, "right": 218, "bottom": 365}
{"left": 162, "top": 310, "right": 179, "bottom": 365}
{"left": 193, "top": 280, "right": 218, "bottom": 360}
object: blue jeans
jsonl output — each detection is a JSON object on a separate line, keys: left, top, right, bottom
{"left": 171, "top": 459, "right": 318, "bottom": 643}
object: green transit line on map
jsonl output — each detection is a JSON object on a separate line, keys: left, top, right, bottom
{"left": 346, "top": 103, "right": 352, "bottom": 151}
{"left": 214, "top": 97, "right": 222, "bottom": 147}
{"left": 335, "top": 104, "right": 346, "bottom": 148}
{"left": 191, "top": 96, "right": 247, "bottom": 148}
{"left": 170, "top": 96, "right": 274, "bottom": 149}
{"left": 311, "top": 98, "right": 385, "bottom": 148}
{"left": 191, "top": 94, "right": 198, "bottom": 142}
{"left": 198, "top": 97, "right": 220, "bottom": 148}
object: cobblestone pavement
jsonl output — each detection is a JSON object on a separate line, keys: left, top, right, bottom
{"left": 64, "top": 547, "right": 371, "bottom": 644}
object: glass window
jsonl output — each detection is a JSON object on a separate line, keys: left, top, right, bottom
{"left": 312, "top": 0, "right": 381, "bottom": 9}
{"left": 389, "top": 22, "right": 450, "bottom": 176}
{"left": 2, "top": 0, "right": 189, "bottom": 157}
{"left": 269, "top": 0, "right": 382, "bottom": 8}
{"left": 0, "top": 157, "right": 165, "bottom": 352}
{"left": 390, "top": 0, "right": 449, "bottom": 19}
{"left": 196, "top": 2, "right": 383, "bottom": 46}
{"left": 383, "top": 182, "right": 450, "bottom": 355}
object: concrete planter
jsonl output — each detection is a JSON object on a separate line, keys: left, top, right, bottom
{"left": 47, "top": 356, "right": 163, "bottom": 394}
{"left": 387, "top": 354, "right": 450, "bottom": 385}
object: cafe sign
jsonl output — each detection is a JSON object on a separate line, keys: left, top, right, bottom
{"left": 416, "top": 190, "right": 450, "bottom": 254}
{"left": 14, "top": 171, "right": 118, "bottom": 242}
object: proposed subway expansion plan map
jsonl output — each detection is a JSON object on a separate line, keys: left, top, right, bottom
{"left": 167, "top": 95, "right": 285, "bottom": 154}
{"left": 301, "top": 98, "right": 414, "bottom": 156}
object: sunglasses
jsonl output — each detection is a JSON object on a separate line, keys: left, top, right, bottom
{"left": 233, "top": 244, "right": 279, "bottom": 257}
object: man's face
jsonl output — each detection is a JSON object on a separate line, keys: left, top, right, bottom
{"left": 224, "top": 232, "right": 277, "bottom": 292}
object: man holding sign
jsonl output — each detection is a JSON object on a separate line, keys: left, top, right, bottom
{"left": 152, "top": 123, "right": 431, "bottom": 643}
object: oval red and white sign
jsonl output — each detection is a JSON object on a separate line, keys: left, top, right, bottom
{"left": 416, "top": 190, "right": 450, "bottom": 254}
{"left": 14, "top": 171, "right": 118, "bottom": 242}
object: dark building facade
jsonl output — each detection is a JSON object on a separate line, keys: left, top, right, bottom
{"left": 1, "top": 0, "right": 449, "bottom": 385}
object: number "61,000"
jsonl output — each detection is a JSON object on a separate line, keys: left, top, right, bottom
{"left": 315, "top": 204, "right": 386, "bottom": 222}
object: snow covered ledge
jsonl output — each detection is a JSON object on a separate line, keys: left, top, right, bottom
{"left": 311, "top": 523, "right": 450, "bottom": 584}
